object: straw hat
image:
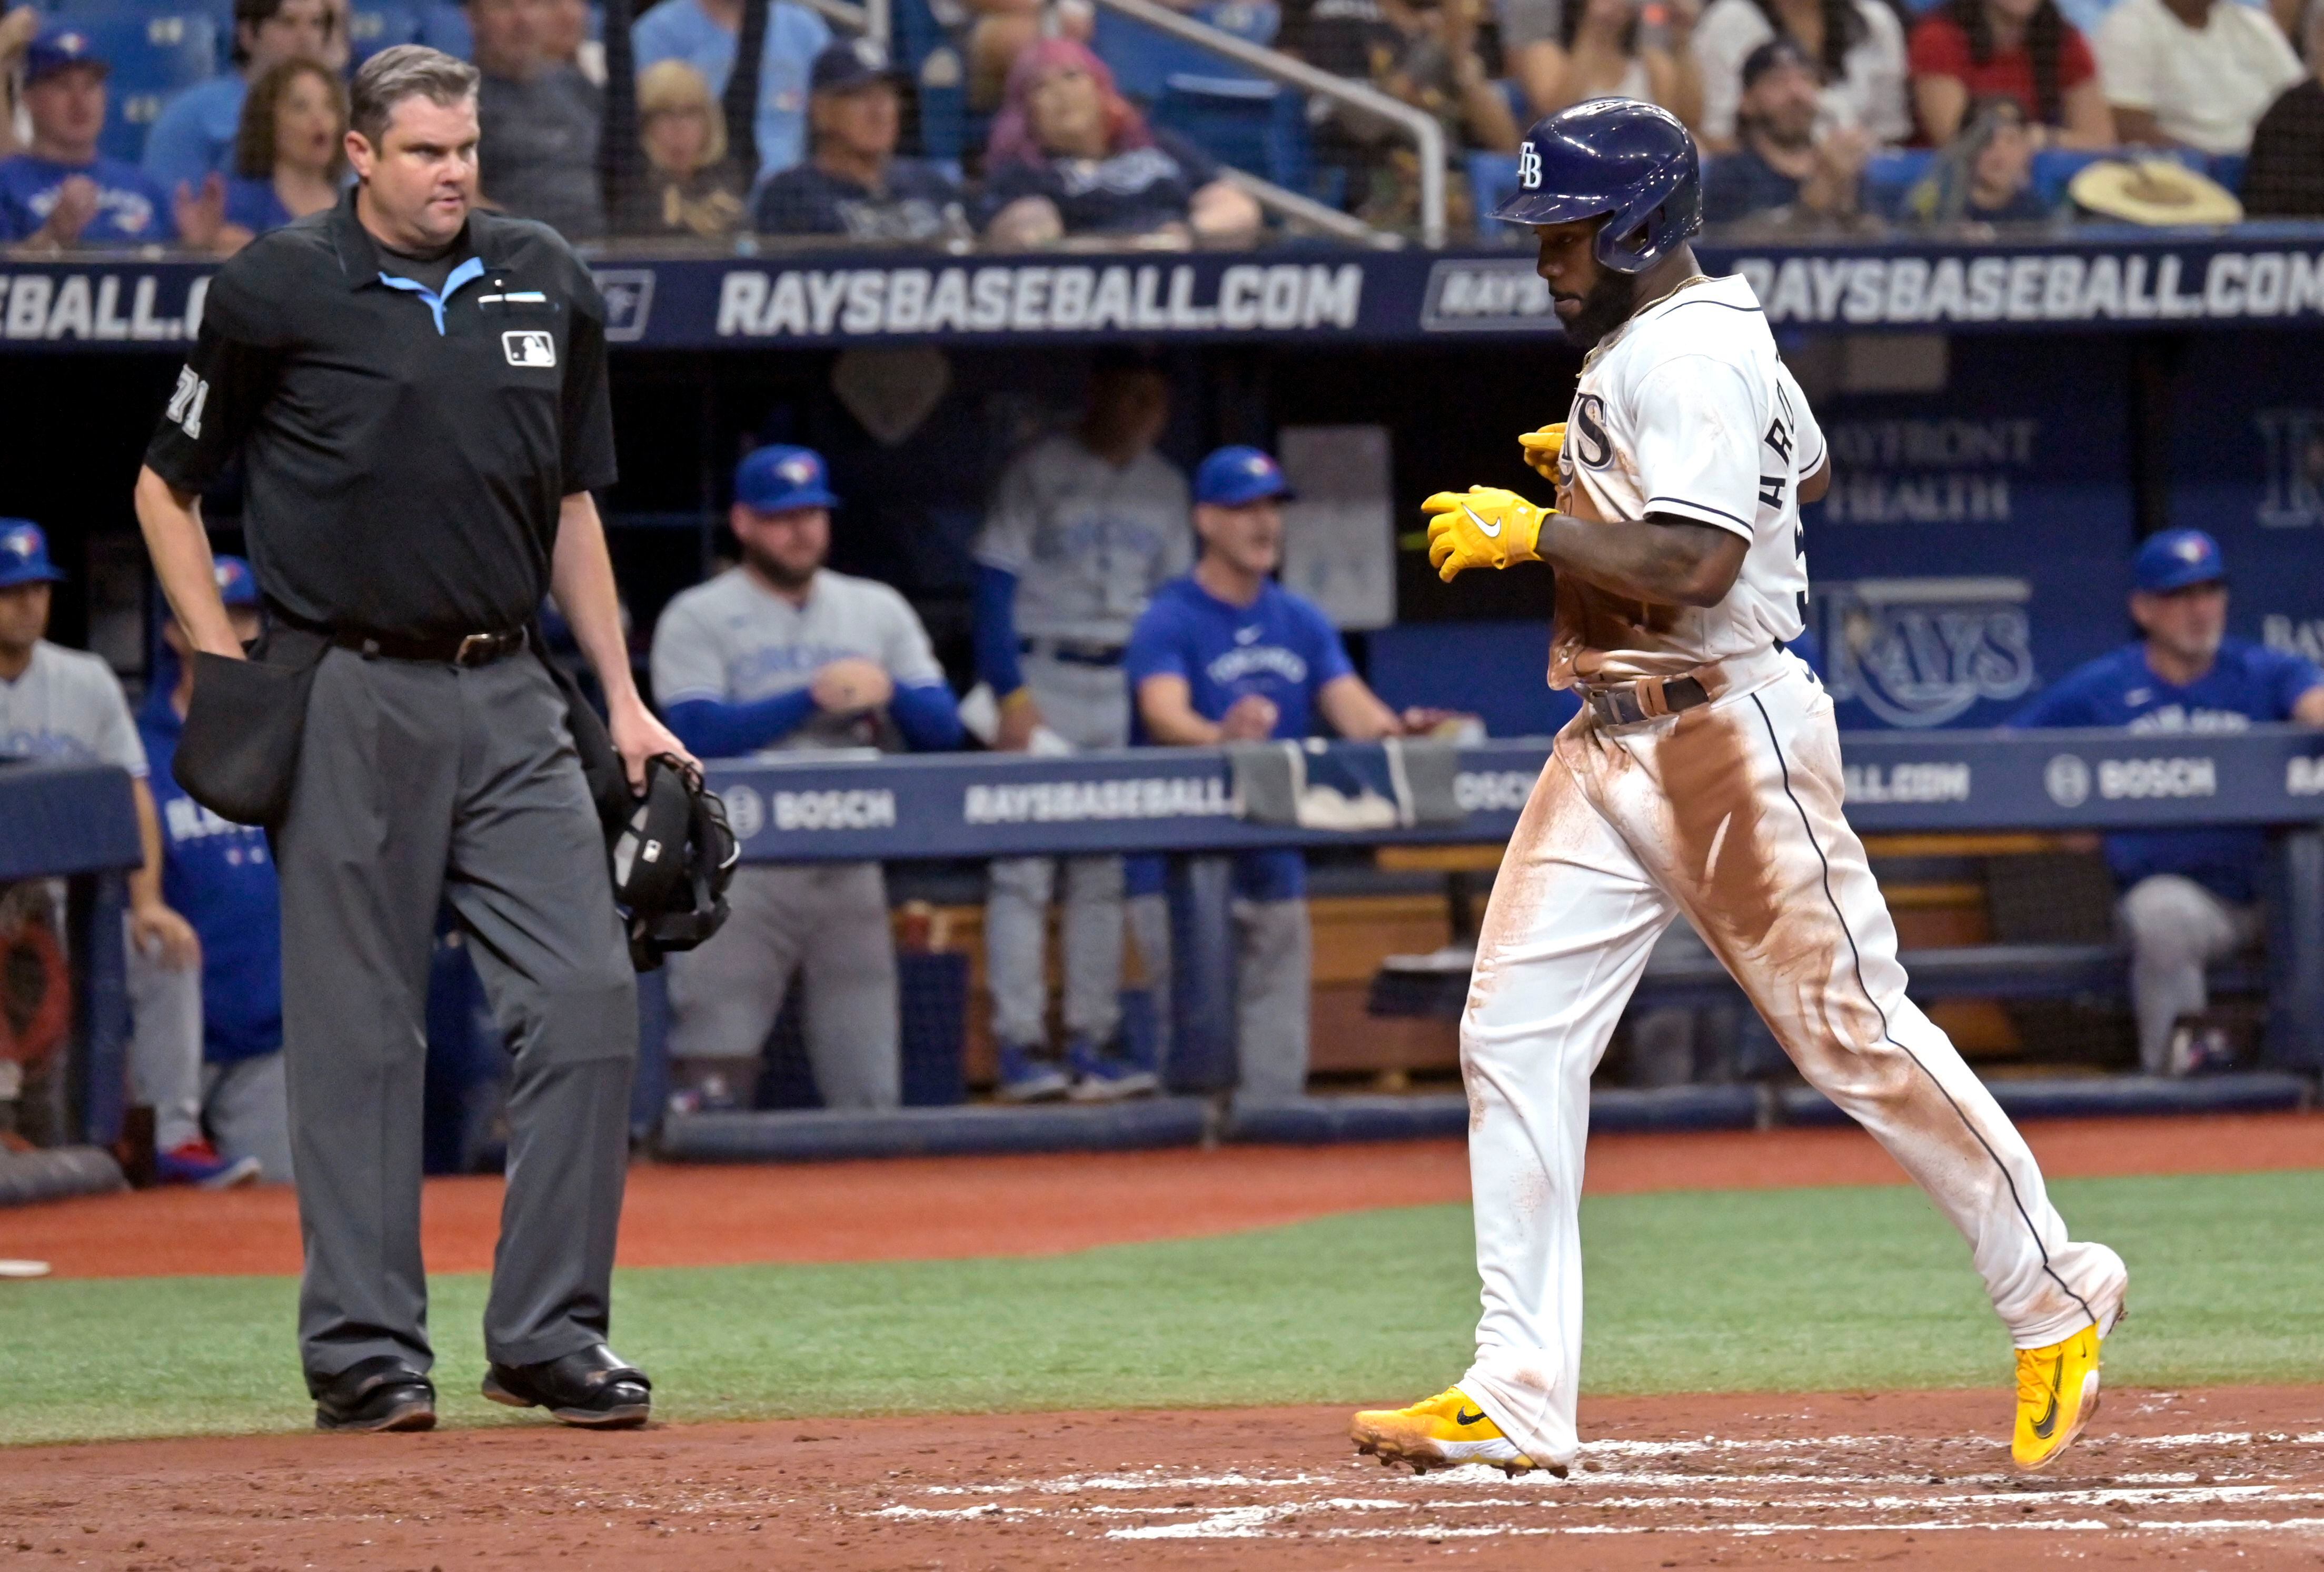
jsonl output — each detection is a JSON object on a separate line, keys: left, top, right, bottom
{"left": 2069, "top": 158, "right": 2242, "bottom": 226}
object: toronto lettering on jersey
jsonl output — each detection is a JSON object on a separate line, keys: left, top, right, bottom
{"left": 713, "top": 262, "right": 1364, "bottom": 340}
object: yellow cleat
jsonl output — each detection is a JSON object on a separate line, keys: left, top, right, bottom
{"left": 2012, "top": 1321, "right": 2105, "bottom": 1470}
{"left": 1349, "top": 1387, "right": 1556, "bottom": 1477}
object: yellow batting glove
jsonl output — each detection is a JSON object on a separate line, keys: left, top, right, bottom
{"left": 1422, "top": 487, "right": 1552, "bottom": 582}
{"left": 1517, "top": 422, "right": 1565, "bottom": 482}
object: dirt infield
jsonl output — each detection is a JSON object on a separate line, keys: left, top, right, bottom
{"left": 5, "top": 1387, "right": 2322, "bottom": 1569}
{"left": 9, "top": 1111, "right": 2322, "bottom": 1280}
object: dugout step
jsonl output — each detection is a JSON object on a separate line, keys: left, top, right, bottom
{"left": 1776, "top": 1071, "right": 2315, "bottom": 1126}
{"left": 657, "top": 1098, "right": 1210, "bottom": 1162}
{"left": 1224, "top": 1085, "right": 1762, "bottom": 1143}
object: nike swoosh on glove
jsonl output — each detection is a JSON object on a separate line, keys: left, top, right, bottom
{"left": 1423, "top": 487, "right": 1552, "bottom": 582}
{"left": 1518, "top": 422, "right": 1565, "bottom": 482}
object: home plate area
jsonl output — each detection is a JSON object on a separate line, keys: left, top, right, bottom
{"left": 854, "top": 1390, "right": 2324, "bottom": 1565}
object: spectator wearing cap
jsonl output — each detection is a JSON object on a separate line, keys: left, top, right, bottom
{"left": 142, "top": 0, "right": 338, "bottom": 194}
{"left": 980, "top": 39, "right": 1261, "bottom": 249}
{"left": 1908, "top": 0, "right": 2112, "bottom": 147}
{"left": 2009, "top": 532, "right": 2324, "bottom": 1076}
{"left": 136, "top": 557, "right": 294, "bottom": 1182}
{"left": 0, "top": 524, "right": 255, "bottom": 1186}
{"left": 2241, "top": 0, "right": 2324, "bottom": 217}
{"left": 1692, "top": 0, "right": 1909, "bottom": 152}
{"left": 649, "top": 445, "right": 961, "bottom": 1116}
{"left": 2093, "top": 0, "right": 2301, "bottom": 155}
{"left": 469, "top": 0, "right": 605, "bottom": 240}
{"left": 1702, "top": 36, "right": 1872, "bottom": 227}
{"left": 617, "top": 60, "right": 748, "bottom": 237}
{"left": 631, "top": 0, "right": 831, "bottom": 180}
{"left": 1904, "top": 94, "right": 2054, "bottom": 227}
{"left": 753, "top": 41, "right": 968, "bottom": 243}
{"left": 1124, "top": 447, "right": 1457, "bottom": 1101}
{"left": 0, "top": 22, "right": 229, "bottom": 252}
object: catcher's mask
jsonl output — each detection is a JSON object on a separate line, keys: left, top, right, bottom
{"left": 611, "top": 755, "right": 740, "bottom": 971}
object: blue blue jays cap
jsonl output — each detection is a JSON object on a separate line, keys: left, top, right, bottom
{"left": 212, "top": 555, "right": 261, "bottom": 609}
{"left": 0, "top": 521, "right": 66, "bottom": 589}
{"left": 2133, "top": 529, "right": 2226, "bottom": 593}
{"left": 26, "top": 20, "right": 111, "bottom": 84}
{"left": 1194, "top": 446, "right": 1294, "bottom": 508}
{"left": 735, "top": 445, "right": 841, "bottom": 513}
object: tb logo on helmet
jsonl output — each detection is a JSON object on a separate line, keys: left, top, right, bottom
{"left": 1517, "top": 142, "right": 1543, "bottom": 191}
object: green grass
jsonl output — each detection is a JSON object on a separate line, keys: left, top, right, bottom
{"left": 4, "top": 1170, "right": 2319, "bottom": 1446}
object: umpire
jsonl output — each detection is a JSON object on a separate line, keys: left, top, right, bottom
{"left": 133, "top": 45, "right": 688, "bottom": 1433}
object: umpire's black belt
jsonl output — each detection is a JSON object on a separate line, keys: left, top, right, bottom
{"left": 272, "top": 604, "right": 529, "bottom": 667}
{"left": 1580, "top": 673, "right": 1711, "bottom": 727}
{"left": 1020, "top": 636, "right": 1126, "bottom": 668}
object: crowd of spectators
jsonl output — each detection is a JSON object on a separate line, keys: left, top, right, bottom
{"left": 4, "top": 0, "right": 2321, "bottom": 254}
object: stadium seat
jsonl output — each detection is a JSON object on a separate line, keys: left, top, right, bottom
{"left": 44, "top": 10, "right": 223, "bottom": 164}
{"left": 1860, "top": 148, "right": 1935, "bottom": 221}
{"left": 418, "top": 0, "right": 471, "bottom": 58}
{"left": 1149, "top": 73, "right": 1310, "bottom": 192}
{"left": 345, "top": 1, "right": 424, "bottom": 65}
{"left": 2209, "top": 152, "right": 2248, "bottom": 196}
{"left": 914, "top": 47, "right": 968, "bottom": 163}
{"left": 892, "top": 0, "right": 950, "bottom": 73}
{"left": 1095, "top": 0, "right": 1278, "bottom": 104}
{"left": 1466, "top": 150, "right": 1517, "bottom": 242}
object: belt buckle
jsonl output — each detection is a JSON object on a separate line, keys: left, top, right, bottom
{"left": 455, "top": 632, "right": 497, "bottom": 666}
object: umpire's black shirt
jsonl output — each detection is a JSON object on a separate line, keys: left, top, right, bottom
{"left": 144, "top": 187, "right": 616, "bottom": 641}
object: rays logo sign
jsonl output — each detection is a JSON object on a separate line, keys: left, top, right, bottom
{"left": 1819, "top": 576, "right": 2037, "bottom": 728}
{"left": 1517, "top": 143, "right": 1543, "bottom": 190}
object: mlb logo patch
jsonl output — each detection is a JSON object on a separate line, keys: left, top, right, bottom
{"left": 502, "top": 330, "right": 557, "bottom": 369}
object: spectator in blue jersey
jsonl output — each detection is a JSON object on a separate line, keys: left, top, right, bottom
{"left": 980, "top": 39, "right": 1261, "bottom": 250}
{"left": 2009, "top": 530, "right": 2324, "bottom": 1076}
{"left": 142, "top": 0, "right": 339, "bottom": 194}
{"left": 0, "top": 22, "right": 227, "bottom": 253}
{"left": 649, "top": 446, "right": 962, "bottom": 1115}
{"left": 217, "top": 59, "right": 349, "bottom": 249}
{"left": 754, "top": 40, "right": 968, "bottom": 243}
{"left": 632, "top": 0, "right": 831, "bottom": 180}
{"left": 139, "top": 558, "right": 294, "bottom": 1182}
{"left": 1124, "top": 447, "right": 1451, "bottom": 1100}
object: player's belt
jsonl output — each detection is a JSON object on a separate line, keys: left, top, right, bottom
{"left": 1580, "top": 673, "right": 1711, "bottom": 727}
{"left": 1020, "top": 637, "right": 1127, "bottom": 668}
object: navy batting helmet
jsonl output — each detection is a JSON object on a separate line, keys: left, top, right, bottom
{"left": 1494, "top": 100, "right": 1703, "bottom": 275}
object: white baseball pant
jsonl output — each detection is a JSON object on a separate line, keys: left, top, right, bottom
{"left": 1458, "top": 649, "right": 2127, "bottom": 1469}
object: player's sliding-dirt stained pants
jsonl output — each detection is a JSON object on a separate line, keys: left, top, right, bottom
{"left": 1458, "top": 649, "right": 2128, "bottom": 1469}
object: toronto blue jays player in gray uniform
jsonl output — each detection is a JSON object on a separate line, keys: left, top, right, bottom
{"left": 971, "top": 356, "right": 1189, "bottom": 1099}
{"left": 653, "top": 446, "right": 961, "bottom": 1110}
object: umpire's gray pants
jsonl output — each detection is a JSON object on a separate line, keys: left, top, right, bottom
{"left": 276, "top": 648, "right": 636, "bottom": 1386}
{"left": 986, "top": 654, "right": 1128, "bottom": 1049}
{"left": 666, "top": 863, "right": 900, "bottom": 1109}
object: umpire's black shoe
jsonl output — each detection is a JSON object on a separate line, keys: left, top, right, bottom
{"left": 482, "top": 1344, "right": 652, "bottom": 1429}
{"left": 312, "top": 1356, "right": 436, "bottom": 1433}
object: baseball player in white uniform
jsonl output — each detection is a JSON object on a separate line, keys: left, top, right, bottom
{"left": 653, "top": 446, "right": 962, "bottom": 1112}
{"left": 1350, "top": 102, "right": 2126, "bottom": 1478}
{"left": 971, "top": 354, "right": 1190, "bottom": 1099}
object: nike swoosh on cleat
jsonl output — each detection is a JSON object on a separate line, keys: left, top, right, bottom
{"left": 2032, "top": 1369, "right": 2062, "bottom": 1439}
{"left": 1462, "top": 504, "right": 1502, "bottom": 539}
{"left": 1455, "top": 1407, "right": 1487, "bottom": 1427}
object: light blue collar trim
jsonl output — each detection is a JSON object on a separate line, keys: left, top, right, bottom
{"left": 376, "top": 255, "right": 487, "bottom": 335}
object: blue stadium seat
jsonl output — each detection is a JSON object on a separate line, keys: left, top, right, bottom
{"left": 345, "top": 1, "right": 424, "bottom": 65}
{"left": 915, "top": 51, "right": 968, "bottom": 163}
{"left": 417, "top": 0, "right": 471, "bottom": 58}
{"left": 1466, "top": 149, "right": 1516, "bottom": 242}
{"left": 893, "top": 0, "right": 950, "bottom": 72}
{"left": 1095, "top": 0, "right": 1278, "bottom": 104}
{"left": 2209, "top": 152, "right": 2248, "bottom": 196}
{"left": 1149, "top": 73, "right": 1309, "bottom": 191}
{"left": 44, "top": 11, "right": 223, "bottom": 164}
{"left": 1861, "top": 148, "right": 1935, "bottom": 220}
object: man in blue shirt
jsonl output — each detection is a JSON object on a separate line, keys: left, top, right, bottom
{"left": 139, "top": 557, "right": 293, "bottom": 1181}
{"left": 141, "top": 0, "right": 339, "bottom": 194}
{"left": 632, "top": 0, "right": 830, "bottom": 180}
{"left": 1, "top": 22, "right": 227, "bottom": 251}
{"left": 1125, "top": 446, "right": 1440, "bottom": 1099}
{"left": 753, "top": 39, "right": 967, "bottom": 241}
{"left": 2010, "top": 529, "right": 2324, "bottom": 1073}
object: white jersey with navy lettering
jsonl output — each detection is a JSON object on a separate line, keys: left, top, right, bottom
{"left": 1550, "top": 271, "right": 1824, "bottom": 685}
